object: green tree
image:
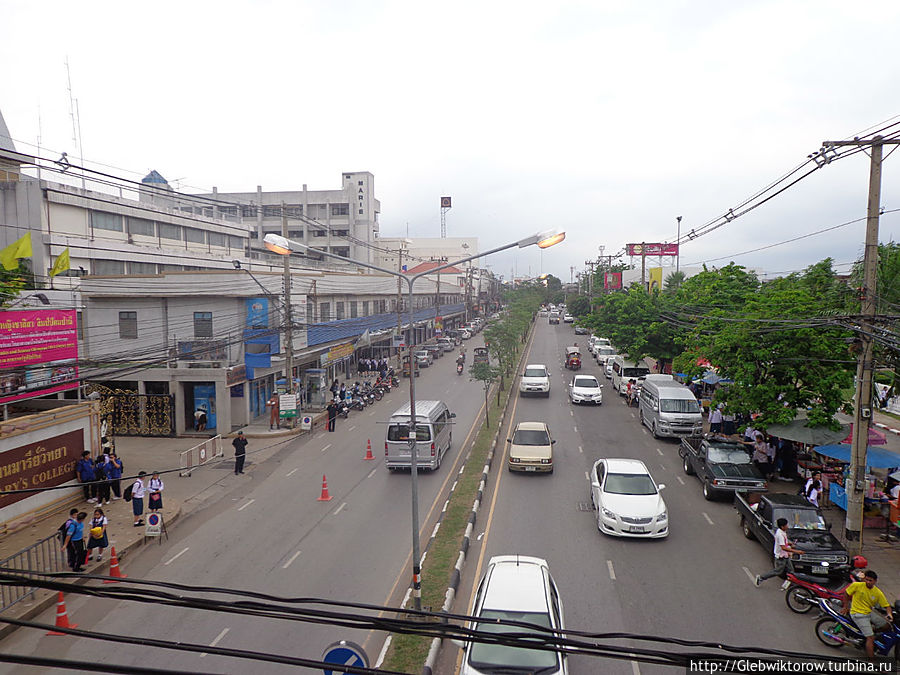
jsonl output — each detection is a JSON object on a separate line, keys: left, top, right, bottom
{"left": 469, "top": 361, "right": 501, "bottom": 426}
{"left": 664, "top": 270, "right": 686, "bottom": 295}
{"left": 567, "top": 295, "right": 591, "bottom": 317}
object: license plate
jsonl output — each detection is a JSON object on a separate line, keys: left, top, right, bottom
{"left": 812, "top": 565, "right": 828, "bottom": 574}
{"left": 628, "top": 526, "right": 647, "bottom": 533}
{"left": 525, "top": 467, "right": 536, "bottom": 472}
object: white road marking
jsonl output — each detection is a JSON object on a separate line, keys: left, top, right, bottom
{"left": 164, "top": 547, "right": 189, "bottom": 566}
{"left": 570, "top": 410, "right": 574, "bottom": 416}
{"left": 286, "top": 468, "right": 299, "bottom": 477}
{"left": 742, "top": 566, "right": 757, "bottom": 584}
{"left": 348, "top": 425, "right": 356, "bottom": 431}
{"left": 320, "top": 443, "right": 332, "bottom": 453}
{"left": 702, "top": 512, "right": 714, "bottom": 525}
{"left": 585, "top": 471, "right": 590, "bottom": 481}
{"left": 477, "top": 532, "right": 485, "bottom": 541}
{"left": 367, "top": 468, "right": 377, "bottom": 478}
{"left": 631, "top": 656, "right": 642, "bottom": 675}
{"left": 334, "top": 502, "right": 348, "bottom": 515}
{"left": 375, "top": 636, "right": 392, "bottom": 668}
{"left": 607, "top": 560, "right": 616, "bottom": 580}
{"left": 238, "top": 499, "right": 255, "bottom": 511}
{"left": 199, "top": 627, "right": 230, "bottom": 658}
{"left": 656, "top": 448, "right": 664, "bottom": 456}
{"left": 573, "top": 426, "right": 577, "bottom": 433}
{"left": 282, "top": 550, "right": 302, "bottom": 569}
{"left": 369, "top": 410, "right": 376, "bottom": 416}
{"left": 578, "top": 445, "right": 583, "bottom": 454}
{"left": 658, "top": 463, "right": 667, "bottom": 471}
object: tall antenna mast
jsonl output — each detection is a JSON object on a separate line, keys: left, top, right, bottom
{"left": 65, "top": 57, "right": 86, "bottom": 189}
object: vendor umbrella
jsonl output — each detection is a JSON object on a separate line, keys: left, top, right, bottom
{"left": 766, "top": 411, "right": 850, "bottom": 446}
{"left": 841, "top": 423, "right": 887, "bottom": 446}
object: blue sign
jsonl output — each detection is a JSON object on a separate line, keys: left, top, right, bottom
{"left": 246, "top": 297, "right": 269, "bottom": 328}
{"left": 322, "top": 640, "right": 368, "bottom": 675}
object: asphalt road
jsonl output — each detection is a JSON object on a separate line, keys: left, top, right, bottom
{"left": 0, "top": 337, "right": 491, "bottom": 674}
{"left": 441, "top": 319, "right": 838, "bottom": 675}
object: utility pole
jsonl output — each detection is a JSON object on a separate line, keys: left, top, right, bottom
{"left": 584, "top": 259, "right": 597, "bottom": 304}
{"left": 822, "top": 135, "right": 898, "bottom": 549}
{"left": 396, "top": 246, "right": 404, "bottom": 369}
{"left": 281, "top": 203, "right": 295, "bottom": 425}
{"left": 676, "top": 216, "right": 682, "bottom": 273}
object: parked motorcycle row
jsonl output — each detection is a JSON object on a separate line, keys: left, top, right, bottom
{"left": 336, "top": 376, "right": 400, "bottom": 419}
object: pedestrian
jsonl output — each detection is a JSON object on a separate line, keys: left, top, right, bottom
{"left": 59, "top": 508, "right": 78, "bottom": 570}
{"left": 232, "top": 431, "right": 248, "bottom": 474}
{"left": 109, "top": 452, "right": 124, "bottom": 499}
{"left": 194, "top": 408, "right": 203, "bottom": 431}
{"left": 806, "top": 478, "right": 822, "bottom": 507}
{"left": 86, "top": 507, "right": 109, "bottom": 563}
{"left": 722, "top": 408, "right": 736, "bottom": 436}
{"left": 749, "top": 433, "right": 771, "bottom": 477}
{"left": 339, "top": 382, "right": 347, "bottom": 401}
{"left": 147, "top": 472, "right": 164, "bottom": 512}
{"left": 131, "top": 471, "right": 147, "bottom": 527}
{"left": 75, "top": 450, "right": 96, "bottom": 503}
{"left": 94, "top": 453, "right": 111, "bottom": 505}
{"left": 198, "top": 406, "right": 208, "bottom": 432}
{"left": 843, "top": 570, "right": 894, "bottom": 659}
{"left": 330, "top": 379, "right": 339, "bottom": 399}
{"left": 267, "top": 394, "right": 280, "bottom": 430}
{"left": 803, "top": 471, "right": 822, "bottom": 495}
{"left": 327, "top": 399, "right": 338, "bottom": 432}
{"left": 709, "top": 404, "right": 724, "bottom": 434}
{"left": 755, "top": 518, "right": 803, "bottom": 588}
{"left": 61, "top": 511, "right": 88, "bottom": 572}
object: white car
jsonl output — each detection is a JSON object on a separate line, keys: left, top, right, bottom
{"left": 519, "top": 364, "right": 550, "bottom": 397}
{"left": 604, "top": 361, "right": 614, "bottom": 379}
{"left": 456, "top": 555, "right": 567, "bottom": 675}
{"left": 507, "top": 421, "right": 555, "bottom": 473}
{"left": 568, "top": 375, "right": 603, "bottom": 405}
{"left": 460, "top": 329, "right": 472, "bottom": 340}
{"left": 589, "top": 458, "right": 668, "bottom": 538}
{"left": 563, "top": 314, "right": 574, "bottom": 323}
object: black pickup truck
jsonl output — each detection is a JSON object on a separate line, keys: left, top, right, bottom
{"left": 735, "top": 492, "right": 850, "bottom": 579}
{"left": 679, "top": 436, "right": 768, "bottom": 500}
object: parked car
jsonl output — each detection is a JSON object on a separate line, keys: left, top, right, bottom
{"left": 679, "top": 437, "right": 767, "bottom": 500}
{"left": 415, "top": 350, "right": 433, "bottom": 367}
{"left": 574, "top": 324, "right": 588, "bottom": 335}
{"left": 423, "top": 344, "right": 443, "bottom": 359}
{"left": 460, "top": 328, "right": 472, "bottom": 340}
{"left": 454, "top": 555, "right": 567, "bottom": 675}
{"left": 595, "top": 346, "right": 616, "bottom": 366}
{"left": 549, "top": 312, "right": 560, "bottom": 325}
{"left": 519, "top": 364, "right": 551, "bottom": 397}
{"left": 735, "top": 492, "right": 850, "bottom": 580}
{"left": 589, "top": 458, "right": 668, "bottom": 538}
{"left": 563, "top": 314, "right": 574, "bottom": 323}
{"left": 437, "top": 337, "right": 455, "bottom": 352}
{"left": 507, "top": 421, "right": 555, "bottom": 473}
{"left": 568, "top": 375, "right": 603, "bottom": 405}
{"left": 604, "top": 361, "right": 614, "bottom": 379}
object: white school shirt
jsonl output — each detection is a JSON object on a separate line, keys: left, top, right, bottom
{"left": 773, "top": 528, "right": 790, "bottom": 559}
{"left": 132, "top": 479, "right": 145, "bottom": 499}
{"left": 149, "top": 477, "right": 164, "bottom": 493}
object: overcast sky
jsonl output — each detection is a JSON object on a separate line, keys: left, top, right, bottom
{"left": 2, "top": 0, "right": 899, "bottom": 283}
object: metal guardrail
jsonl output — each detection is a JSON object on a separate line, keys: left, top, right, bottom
{"left": 0, "top": 533, "right": 66, "bottom": 613}
{"left": 179, "top": 435, "right": 225, "bottom": 476}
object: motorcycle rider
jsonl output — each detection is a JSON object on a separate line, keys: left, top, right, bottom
{"left": 842, "top": 570, "right": 893, "bottom": 658}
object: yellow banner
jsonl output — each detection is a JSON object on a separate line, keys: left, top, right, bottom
{"left": 648, "top": 267, "right": 663, "bottom": 292}
{"left": 0, "top": 233, "right": 33, "bottom": 271}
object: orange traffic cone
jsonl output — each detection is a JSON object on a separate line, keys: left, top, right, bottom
{"left": 317, "top": 474, "right": 333, "bottom": 501}
{"left": 46, "top": 592, "right": 78, "bottom": 635}
{"left": 103, "top": 547, "right": 127, "bottom": 583}
{"left": 364, "top": 439, "right": 375, "bottom": 461}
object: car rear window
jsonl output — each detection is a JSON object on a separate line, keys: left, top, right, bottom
{"left": 574, "top": 378, "right": 598, "bottom": 388}
{"left": 512, "top": 429, "right": 550, "bottom": 445}
{"left": 387, "top": 424, "right": 432, "bottom": 442}
{"left": 524, "top": 368, "right": 547, "bottom": 378}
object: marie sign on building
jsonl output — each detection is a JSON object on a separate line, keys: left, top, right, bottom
{"left": 1, "top": 430, "right": 82, "bottom": 508}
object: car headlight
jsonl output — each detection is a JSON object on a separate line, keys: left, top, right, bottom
{"left": 541, "top": 458, "right": 551, "bottom": 464}
{"left": 601, "top": 508, "right": 617, "bottom": 519}
{"left": 510, "top": 457, "right": 520, "bottom": 463}
{"left": 656, "top": 511, "right": 668, "bottom": 522}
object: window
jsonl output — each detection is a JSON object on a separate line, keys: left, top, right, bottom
{"left": 331, "top": 204, "right": 349, "bottom": 216}
{"left": 228, "top": 235, "right": 245, "bottom": 250}
{"left": 379, "top": 300, "right": 387, "bottom": 313}
{"left": 359, "top": 209, "right": 364, "bottom": 215}
{"left": 358, "top": 180, "right": 363, "bottom": 186}
{"left": 287, "top": 230, "right": 304, "bottom": 239}
{"left": 241, "top": 205, "right": 257, "bottom": 218}
{"left": 184, "top": 227, "right": 205, "bottom": 244}
{"left": 91, "top": 211, "right": 123, "bottom": 232}
{"left": 208, "top": 232, "right": 226, "bottom": 247}
{"left": 320, "top": 303, "right": 330, "bottom": 321}
{"left": 159, "top": 264, "right": 183, "bottom": 272}
{"left": 263, "top": 205, "right": 282, "bottom": 218}
{"left": 76, "top": 311, "right": 83, "bottom": 341}
{"left": 336, "top": 302, "right": 345, "bottom": 320}
{"left": 285, "top": 205, "right": 303, "bottom": 218}
{"left": 129, "top": 261, "right": 156, "bottom": 274}
{"left": 158, "top": 223, "right": 182, "bottom": 240}
{"left": 194, "top": 311, "right": 213, "bottom": 338}
{"left": 312, "top": 229, "right": 327, "bottom": 237}
{"left": 127, "top": 217, "right": 155, "bottom": 236}
{"left": 332, "top": 246, "right": 350, "bottom": 258}
{"left": 362, "top": 301, "right": 369, "bottom": 316}
{"left": 334, "top": 230, "right": 349, "bottom": 237}
{"left": 94, "top": 260, "right": 125, "bottom": 275}
{"left": 350, "top": 301, "right": 357, "bottom": 318}
{"left": 119, "top": 311, "right": 137, "bottom": 339}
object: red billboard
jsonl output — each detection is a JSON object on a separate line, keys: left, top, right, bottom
{"left": 0, "top": 429, "right": 83, "bottom": 508}
{"left": 0, "top": 309, "right": 79, "bottom": 404}
{"left": 604, "top": 272, "right": 623, "bottom": 290}
{"left": 626, "top": 243, "right": 679, "bottom": 256}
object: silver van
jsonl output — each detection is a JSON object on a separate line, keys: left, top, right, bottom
{"left": 610, "top": 356, "right": 651, "bottom": 394}
{"left": 638, "top": 380, "right": 703, "bottom": 438}
{"left": 385, "top": 400, "right": 455, "bottom": 471}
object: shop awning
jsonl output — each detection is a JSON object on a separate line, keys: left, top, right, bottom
{"left": 814, "top": 444, "right": 900, "bottom": 469}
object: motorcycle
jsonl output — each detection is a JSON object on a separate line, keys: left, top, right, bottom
{"left": 814, "top": 597, "right": 900, "bottom": 660}
{"left": 785, "top": 556, "right": 868, "bottom": 614}
{"left": 349, "top": 396, "right": 366, "bottom": 412}
{"left": 457, "top": 362, "right": 464, "bottom": 376}
{"left": 338, "top": 400, "right": 351, "bottom": 419}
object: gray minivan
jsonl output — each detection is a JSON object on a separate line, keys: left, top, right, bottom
{"left": 385, "top": 400, "right": 455, "bottom": 471}
{"left": 638, "top": 380, "right": 703, "bottom": 438}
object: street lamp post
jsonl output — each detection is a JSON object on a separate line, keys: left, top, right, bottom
{"left": 264, "top": 228, "right": 565, "bottom": 611}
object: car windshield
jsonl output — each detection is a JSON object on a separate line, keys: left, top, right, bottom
{"left": 707, "top": 446, "right": 752, "bottom": 464}
{"left": 512, "top": 429, "right": 551, "bottom": 446}
{"left": 574, "top": 378, "right": 598, "bottom": 388}
{"left": 387, "top": 424, "right": 432, "bottom": 442}
{"left": 468, "top": 609, "right": 558, "bottom": 671}
{"left": 623, "top": 367, "right": 650, "bottom": 378}
{"left": 660, "top": 398, "right": 701, "bottom": 413}
{"left": 524, "top": 368, "right": 547, "bottom": 378}
{"left": 783, "top": 508, "right": 828, "bottom": 531}
{"left": 604, "top": 472, "right": 657, "bottom": 495}
{"left": 598, "top": 347, "right": 615, "bottom": 355}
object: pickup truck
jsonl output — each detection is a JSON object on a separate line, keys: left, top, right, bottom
{"left": 679, "top": 436, "right": 768, "bottom": 500}
{"left": 735, "top": 492, "right": 850, "bottom": 580}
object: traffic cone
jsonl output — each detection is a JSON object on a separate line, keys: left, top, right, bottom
{"left": 103, "top": 547, "right": 127, "bottom": 583}
{"left": 317, "top": 474, "right": 333, "bottom": 501}
{"left": 46, "top": 592, "right": 78, "bottom": 635}
{"left": 364, "top": 439, "right": 375, "bottom": 461}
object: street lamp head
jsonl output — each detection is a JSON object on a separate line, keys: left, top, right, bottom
{"left": 536, "top": 231, "right": 566, "bottom": 249}
{"left": 264, "top": 233, "right": 293, "bottom": 256}
{"left": 232, "top": 260, "right": 242, "bottom": 269}
{"left": 516, "top": 228, "right": 566, "bottom": 249}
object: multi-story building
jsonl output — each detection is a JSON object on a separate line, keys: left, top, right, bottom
{"left": 375, "top": 237, "right": 479, "bottom": 272}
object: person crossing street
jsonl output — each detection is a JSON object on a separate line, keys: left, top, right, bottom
{"left": 232, "top": 431, "right": 248, "bottom": 475}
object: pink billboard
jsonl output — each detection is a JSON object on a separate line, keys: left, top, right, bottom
{"left": 0, "top": 309, "right": 79, "bottom": 404}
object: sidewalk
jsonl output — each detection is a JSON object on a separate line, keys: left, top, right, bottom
{"left": 0, "top": 408, "right": 330, "bottom": 639}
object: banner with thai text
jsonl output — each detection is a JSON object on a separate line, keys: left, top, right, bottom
{"left": 626, "top": 243, "right": 679, "bottom": 256}
{"left": 0, "top": 429, "right": 83, "bottom": 508}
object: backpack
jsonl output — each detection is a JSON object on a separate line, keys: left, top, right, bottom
{"left": 94, "top": 462, "right": 107, "bottom": 481}
{"left": 57, "top": 519, "right": 73, "bottom": 544}
{"left": 123, "top": 484, "right": 133, "bottom": 502}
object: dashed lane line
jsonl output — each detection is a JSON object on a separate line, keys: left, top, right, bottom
{"left": 348, "top": 425, "right": 357, "bottom": 431}
{"left": 656, "top": 448, "right": 664, "bottom": 456}
{"left": 607, "top": 560, "right": 616, "bottom": 580}
{"left": 702, "top": 512, "right": 714, "bottom": 525}
{"left": 334, "top": 502, "right": 348, "bottom": 515}
{"left": 238, "top": 499, "right": 255, "bottom": 511}
{"left": 578, "top": 445, "right": 583, "bottom": 454}
{"left": 164, "top": 547, "right": 189, "bottom": 566}
{"left": 282, "top": 550, "right": 302, "bottom": 569}
{"left": 676, "top": 476, "right": 685, "bottom": 485}
{"left": 199, "top": 627, "right": 230, "bottom": 658}
{"left": 742, "top": 566, "right": 757, "bottom": 584}
{"left": 321, "top": 443, "right": 332, "bottom": 453}
{"left": 367, "top": 468, "right": 377, "bottom": 478}
{"left": 286, "top": 468, "right": 299, "bottom": 477}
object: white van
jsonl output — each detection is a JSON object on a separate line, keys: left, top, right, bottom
{"left": 610, "top": 356, "right": 651, "bottom": 395}
{"left": 638, "top": 381, "right": 703, "bottom": 438}
{"left": 385, "top": 400, "right": 456, "bottom": 471}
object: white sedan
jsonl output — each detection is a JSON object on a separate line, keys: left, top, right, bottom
{"left": 589, "top": 458, "right": 668, "bottom": 538}
{"left": 568, "top": 375, "right": 602, "bottom": 405}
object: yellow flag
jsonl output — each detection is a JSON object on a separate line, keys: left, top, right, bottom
{"left": 0, "top": 233, "right": 33, "bottom": 271}
{"left": 50, "top": 247, "right": 70, "bottom": 277}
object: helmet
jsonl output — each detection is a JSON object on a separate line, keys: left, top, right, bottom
{"left": 852, "top": 555, "right": 868, "bottom": 569}
{"left": 90, "top": 526, "right": 104, "bottom": 539}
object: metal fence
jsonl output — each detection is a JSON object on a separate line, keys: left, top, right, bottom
{"left": 0, "top": 533, "right": 66, "bottom": 613}
{"left": 179, "top": 435, "right": 225, "bottom": 476}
